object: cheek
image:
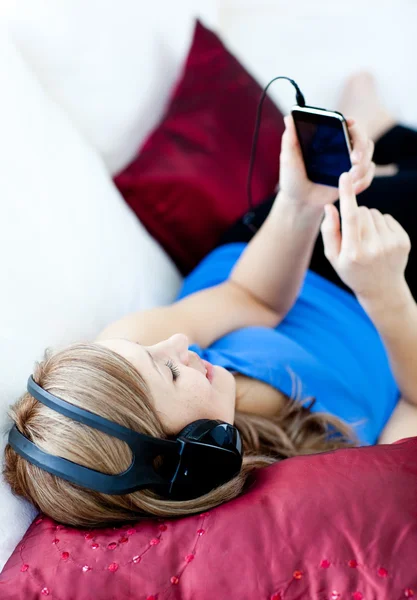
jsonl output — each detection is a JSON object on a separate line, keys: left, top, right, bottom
{"left": 180, "top": 376, "right": 214, "bottom": 417}
{"left": 188, "top": 376, "right": 212, "bottom": 404}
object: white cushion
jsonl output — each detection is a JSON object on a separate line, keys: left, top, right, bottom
{"left": 0, "top": 0, "right": 220, "bottom": 174}
{"left": 0, "top": 30, "right": 181, "bottom": 570}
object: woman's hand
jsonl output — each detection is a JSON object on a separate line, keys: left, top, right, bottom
{"left": 278, "top": 114, "right": 375, "bottom": 207}
{"left": 320, "top": 171, "right": 411, "bottom": 305}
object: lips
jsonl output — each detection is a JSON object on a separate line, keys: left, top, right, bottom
{"left": 201, "top": 359, "right": 214, "bottom": 383}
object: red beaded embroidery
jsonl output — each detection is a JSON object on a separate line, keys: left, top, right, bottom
{"left": 84, "top": 533, "right": 94, "bottom": 540}
{"left": 127, "top": 528, "right": 136, "bottom": 535}
{"left": 170, "top": 576, "right": 179, "bottom": 584}
{"left": 91, "top": 543, "right": 99, "bottom": 550}
{"left": 405, "top": 590, "right": 415, "bottom": 598}
{"left": 271, "top": 594, "right": 282, "bottom": 600}
{"left": 378, "top": 567, "right": 388, "bottom": 578}
{"left": 159, "top": 524, "right": 167, "bottom": 531}
{"left": 60, "top": 552, "right": 70, "bottom": 561}
{"left": 52, "top": 538, "right": 59, "bottom": 545}
{"left": 132, "top": 555, "right": 141, "bottom": 564}
{"left": 320, "top": 559, "right": 331, "bottom": 568}
{"left": 150, "top": 538, "right": 160, "bottom": 546}
{"left": 20, "top": 564, "right": 29, "bottom": 572}
{"left": 108, "top": 562, "right": 119, "bottom": 572}
{"left": 35, "top": 517, "right": 43, "bottom": 525}
{"left": 352, "top": 592, "right": 363, "bottom": 600}
{"left": 82, "top": 565, "right": 91, "bottom": 573}
{"left": 293, "top": 570, "right": 303, "bottom": 580}
{"left": 197, "top": 529, "right": 205, "bottom": 536}
{"left": 119, "top": 536, "right": 129, "bottom": 544}
{"left": 107, "top": 542, "right": 118, "bottom": 550}
{"left": 331, "top": 592, "right": 340, "bottom": 600}
{"left": 348, "top": 559, "right": 358, "bottom": 568}
{"left": 185, "top": 554, "right": 195, "bottom": 563}
{"left": 41, "top": 588, "right": 50, "bottom": 596}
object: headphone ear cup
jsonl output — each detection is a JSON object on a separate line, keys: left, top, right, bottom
{"left": 175, "top": 419, "right": 220, "bottom": 441}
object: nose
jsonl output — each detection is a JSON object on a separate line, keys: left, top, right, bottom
{"left": 167, "top": 333, "right": 190, "bottom": 365}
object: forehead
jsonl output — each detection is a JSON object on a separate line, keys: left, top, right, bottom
{"left": 96, "top": 338, "right": 150, "bottom": 372}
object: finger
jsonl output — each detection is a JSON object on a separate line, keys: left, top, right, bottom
{"left": 384, "top": 214, "right": 412, "bottom": 247}
{"left": 350, "top": 140, "right": 375, "bottom": 185}
{"left": 345, "top": 117, "right": 356, "bottom": 127}
{"left": 321, "top": 204, "right": 342, "bottom": 261}
{"left": 339, "top": 172, "right": 359, "bottom": 249}
{"left": 350, "top": 162, "right": 368, "bottom": 184}
{"left": 384, "top": 215, "right": 412, "bottom": 252}
{"left": 358, "top": 206, "right": 378, "bottom": 242}
{"left": 282, "top": 115, "right": 303, "bottom": 160}
{"left": 381, "top": 213, "right": 412, "bottom": 254}
{"left": 369, "top": 208, "right": 391, "bottom": 237}
{"left": 353, "top": 162, "right": 376, "bottom": 195}
{"left": 347, "top": 122, "right": 369, "bottom": 163}
{"left": 283, "top": 115, "right": 302, "bottom": 151}
{"left": 367, "top": 138, "right": 375, "bottom": 161}
{"left": 383, "top": 213, "right": 403, "bottom": 233}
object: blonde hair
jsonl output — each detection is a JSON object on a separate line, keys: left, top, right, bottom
{"left": 4, "top": 342, "right": 359, "bottom": 527}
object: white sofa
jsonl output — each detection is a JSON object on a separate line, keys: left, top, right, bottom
{"left": 0, "top": 0, "right": 219, "bottom": 571}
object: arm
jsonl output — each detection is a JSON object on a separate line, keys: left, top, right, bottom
{"left": 230, "top": 192, "right": 323, "bottom": 316}
{"left": 97, "top": 117, "right": 373, "bottom": 348}
{"left": 232, "top": 114, "right": 373, "bottom": 318}
{"left": 95, "top": 279, "right": 280, "bottom": 348}
{"left": 359, "top": 281, "right": 417, "bottom": 408}
{"left": 321, "top": 171, "right": 417, "bottom": 408}
{"left": 378, "top": 398, "right": 417, "bottom": 444}
{"left": 96, "top": 194, "right": 323, "bottom": 348}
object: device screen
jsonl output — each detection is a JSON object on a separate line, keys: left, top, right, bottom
{"left": 293, "top": 111, "right": 351, "bottom": 186}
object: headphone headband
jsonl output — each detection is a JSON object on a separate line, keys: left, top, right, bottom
{"left": 8, "top": 376, "right": 243, "bottom": 500}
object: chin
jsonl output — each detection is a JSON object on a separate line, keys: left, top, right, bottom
{"left": 217, "top": 366, "right": 236, "bottom": 392}
{"left": 212, "top": 368, "right": 236, "bottom": 416}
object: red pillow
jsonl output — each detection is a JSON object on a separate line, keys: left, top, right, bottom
{"left": 1, "top": 437, "right": 417, "bottom": 599}
{"left": 114, "top": 19, "right": 285, "bottom": 274}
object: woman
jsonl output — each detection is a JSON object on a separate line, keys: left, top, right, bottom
{"left": 4, "top": 73, "right": 417, "bottom": 527}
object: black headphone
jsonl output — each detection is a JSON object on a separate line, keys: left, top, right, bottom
{"left": 8, "top": 376, "right": 243, "bottom": 501}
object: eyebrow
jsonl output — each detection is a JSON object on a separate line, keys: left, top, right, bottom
{"left": 110, "top": 338, "right": 164, "bottom": 379}
{"left": 145, "top": 349, "right": 163, "bottom": 378}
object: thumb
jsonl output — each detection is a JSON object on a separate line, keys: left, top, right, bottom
{"left": 283, "top": 115, "right": 301, "bottom": 151}
{"left": 281, "top": 115, "right": 305, "bottom": 168}
{"left": 321, "top": 204, "right": 342, "bottom": 263}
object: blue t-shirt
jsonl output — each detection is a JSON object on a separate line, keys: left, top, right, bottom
{"left": 176, "top": 243, "right": 400, "bottom": 446}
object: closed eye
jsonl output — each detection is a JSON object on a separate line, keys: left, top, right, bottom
{"left": 165, "top": 359, "right": 180, "bottom": 381}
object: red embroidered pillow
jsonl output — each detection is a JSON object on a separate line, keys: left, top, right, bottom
{"left": 113, "top": 19, "right": 285, "bottom": 274}
{"left": 1, "top": 437, "right": 417, "bottom": 599}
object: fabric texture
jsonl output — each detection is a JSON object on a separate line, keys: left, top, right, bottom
{"left": 177, "top": 243, "right": 400, "bottom": 445}
{"left": 114, "top": 19, "right": 285, "bottom": 274}
{"left": 1, "top": 437, "right": 417, "bottom": 598}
